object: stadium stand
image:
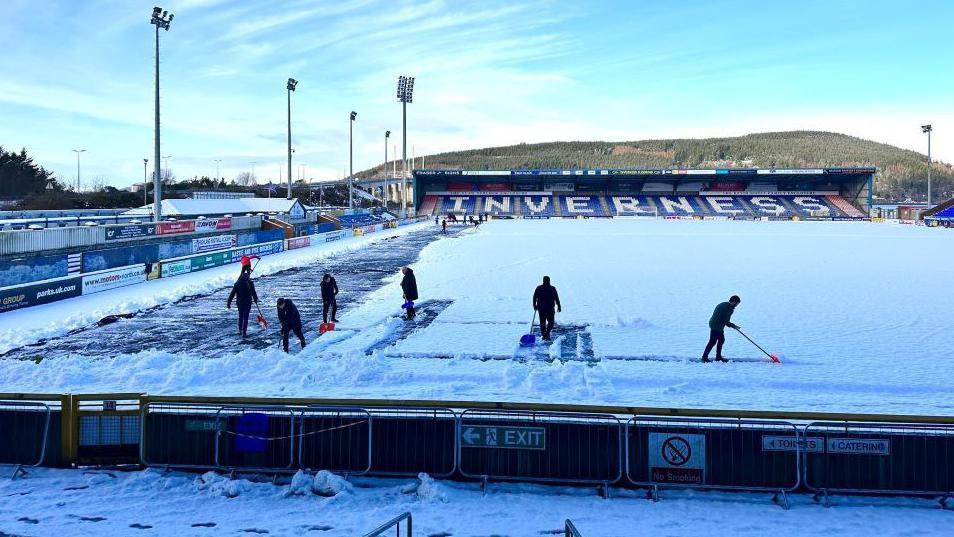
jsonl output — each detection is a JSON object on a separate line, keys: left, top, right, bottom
{"left": 427, "top": 193, "right": 861, "bottom": 219}
{"left": 416, "top": 168, "right": 874, "bottom": 220}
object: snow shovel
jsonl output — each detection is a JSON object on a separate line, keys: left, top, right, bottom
{"left": 402, "top": 300, "right": 414, "bottom": 310}
{"left": 733, "top": 327, "right": 780, "bottom": 363}
{"left": 318, "top": 322, "right": 336, "bottom": 335}
{"left": 255, "top": 303, "right": 268, "bottom": 330}
{"left": 519, "top": 311, "right": 537, "bottom": 347}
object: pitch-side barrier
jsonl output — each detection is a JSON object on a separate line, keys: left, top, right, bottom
{"left": 3, "top": 394, "right": 953, "bottom": 507}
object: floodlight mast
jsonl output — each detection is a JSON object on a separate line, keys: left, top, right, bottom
{"left": 287, "top": 78, "right": 297, "bottom": 199}
{"left": 922, "top": 124, "right": 932, "bottom": 208}
{"left": 397, "top": 75, "right": 414, "bottom": 214}
{"left": 150, "top": 6, "right": 174, "bottom": 221}
{"left": 349, "top": 111, "right": 357, "bottom": 209}
{"left": 384, "top": 130, "right": 391, "bottom": 209}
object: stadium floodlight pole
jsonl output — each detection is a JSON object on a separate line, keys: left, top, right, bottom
{"left": 397, "top": 75, "right": 414, "bottom": 214}
{"left": 150, "top": 6, "right": 174, "bottom": 222}
{"left": 349, "top": 111, "right": 357, "bottom": 209}
{"left": 72, "top": 149, "right": 86, "bottom": 191}
{"left": 286, "top": 78, "right": 297, "bottom": 199}
{"left": 385, "top": 130, "right": 391, "bottom": 209}
{"left": 143, "top": 159, "right": 148, "bottom": 206}
{"left": 922, "top": 124, "right": 932, "bottom": 208}
{"left": 163, "top": 155, "right": 172, "bottom": 183}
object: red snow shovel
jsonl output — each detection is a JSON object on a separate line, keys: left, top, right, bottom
{"left": 318, "top": 322, "right": 336, "bottom": 335}
{"left": 734, "top": 327, "right": 780, "bottom": 363}
{"left": 519, "top": 311, "right": 537, "bottom": 347}
{"left": 254, "top": 303, "right": 268, "bottom": 330}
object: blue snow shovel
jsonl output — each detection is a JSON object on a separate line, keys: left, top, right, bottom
{"left": 520, "top": 311, "right": 537, "bottom": 347}
{"left": 402, "top": 300, "right": 415, "bottom": 309}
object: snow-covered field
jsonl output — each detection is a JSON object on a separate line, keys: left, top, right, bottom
{"left": 1, "top": 468, "right": 951, "bottom": 537}
{"left": 2, "top": 219, "right": 953, "bottom": 415}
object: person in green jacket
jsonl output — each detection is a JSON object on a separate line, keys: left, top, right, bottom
{"left": 702, "top": 295, "right": 741, "bottom": 363}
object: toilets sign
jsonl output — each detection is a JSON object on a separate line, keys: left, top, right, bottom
{"left": 460, "top": 425, "right": 546, "bottom": 450}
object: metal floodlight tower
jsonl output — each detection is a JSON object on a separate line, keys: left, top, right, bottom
{"left": 72, "top": 149, "right": 86, "bottom": 191}
{"left": 922, "top": 124, "right": 933, "bottom": 208}
{"left": 150, "top": 6, "right": 174, "bottom": 221}
{"left": 143, "top": 158, "right": 149, "bottom": 205}
{"left": 349, "top": 110, "right": 357, "bottom": 209}
{"left": 397, "top": 75, "right": 414, "bottom": 213}
{"left": 384, "top": 130, "right": 391, "bottom": 208}
{"left": 286, "top": 78, "right": 298, "bottom": 199}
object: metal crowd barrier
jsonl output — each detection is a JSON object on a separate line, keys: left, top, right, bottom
{"left": 140, "top": 401, "right": 224, "bottom": 470}
{"left": 366, "top": 406, "right": 457, "bottom": 478}
{"left": 627, "top": 417, "right": 801, "bottom": 498}
{"left": 804, "top": 421, "right": 954, "bottom": 498}
{"left": 214, "top": 405, "right": 296, "bottom": 473}
{"left": 457, "top": 409, "right": 623, "bottom": 485}
{"left": 298, "top": 405, "right": 372, "bottom": 475}
{"left": 0, "top": 400, "right": 52, "bottom": 472}
{"left": 565, "top": 519, "right": 584, "bottom": 537}
{"left": 363, "top": 512, "right": 412, "bottom": 537}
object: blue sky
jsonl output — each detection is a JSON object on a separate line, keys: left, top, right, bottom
{"left": 1, "top": 0, "right": 951, "bottom": 189}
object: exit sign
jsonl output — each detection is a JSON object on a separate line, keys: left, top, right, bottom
{"left": 460, "top": 425, "right": 545, "bottom": 450}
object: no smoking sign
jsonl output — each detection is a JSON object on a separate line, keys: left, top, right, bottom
{"left": 649, "top": 433, "right": 706, "bottom": 485}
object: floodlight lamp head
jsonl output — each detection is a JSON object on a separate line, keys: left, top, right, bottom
{"left": 922, "top": 124, "right": 932, "bottom": 133}
{"left": 153, "top": 6, "right": 161, "bottom": 13}
{"left": 350, "top": 111, "right": 357, "bottom": 121}
{"left": 287, "top": 78, "right": 298, "bottom": 91}
{"left": 386, "top": 130, "right": 391, "bottom": 137}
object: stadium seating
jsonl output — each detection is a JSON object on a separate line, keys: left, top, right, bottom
{"left": 560, "top": 195, "right": 604, "bottom": 216}
{"left": 522, "top": 195, "right": 555, "bottom": 217}
{"left": 423, "top": 193, "right": 865, "bottom": 219}
{"left": 339, "top": 213, "right": 386, "bottom": 227}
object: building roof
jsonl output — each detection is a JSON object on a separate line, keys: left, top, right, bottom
{"left": 124, "top": 197, "right": 303, "bottom": 217}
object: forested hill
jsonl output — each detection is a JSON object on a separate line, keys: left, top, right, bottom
{"left": 361, "top": 131, "right": 952, "bottom": 202}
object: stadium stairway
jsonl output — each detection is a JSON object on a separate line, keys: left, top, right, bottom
{"left": 597, "top": 196, "right": 612, "bottom": 217}
{"left": 826, "top": 195, "right": 865, "bottom": 217}
{"left": 553, "top": 195, "right": 564, "bottom": 217}
{"left": 420, "top": 195, "right": 439, "bottom": 216}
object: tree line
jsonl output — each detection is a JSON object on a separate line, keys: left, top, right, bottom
{"left": 359, "top": 131, "right": 952, "bottom": 203}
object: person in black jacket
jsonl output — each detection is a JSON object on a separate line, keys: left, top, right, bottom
{"left": 277, "top": 298, "right": 306, "bottom": 352}
{"left": 400, "top": 266, "right": 418, "bottom": 319}
{"left": 702, "top": 295, "right": 741, "bottom": 363}
{"left": 532, "top": 276, "right": 562, "bottom": 341}
{"left": 226, "top": 271, "right": 259, "bottom": 337}
{"left": 320, "top": 273, "right": 339, "bottom": 323}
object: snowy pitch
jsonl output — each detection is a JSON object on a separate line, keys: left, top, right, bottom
{"left": 2, "top": 219, "right": 953, "bottom": 415}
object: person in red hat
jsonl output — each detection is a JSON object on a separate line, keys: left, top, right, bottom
{"left": 240, "top": 254, "right": 261, "bottom": 275}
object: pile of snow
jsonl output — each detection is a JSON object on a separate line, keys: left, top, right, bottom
{"left": 312, "top": 470, "right": 353, "bottom": 497}
{"left": 194, "top": 471, "right": 250, "bottom": 498}
{"left": 413, "top": 472, "right": 449, "bottom": 503}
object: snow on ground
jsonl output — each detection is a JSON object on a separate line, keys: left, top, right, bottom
{"left": 0, "top": 222, "right": 430, "bottom": 355}
{"left": 2, "top": 219, "right": 953, "bottom": 416}
{"left": 0, "top": 467, "right": 950, "bottom": 537}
